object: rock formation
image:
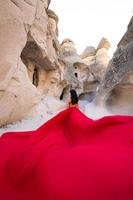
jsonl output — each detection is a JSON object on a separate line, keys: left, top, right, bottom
{"left": 58, "top": 38, "right": 110, "bottom": 101}
{"left": 0, "top": 0, "right": 60, "bottom": 126}
{"left": 79, "top": 38, "right": 110, "bottom": 101}
{"left": 81, "top": 38, "right": 110, "bottom": 82}
{"left": 96, "top": 16, "right": 133, "bottom": 114}
{"left": 0, "top": 0, "right": 111, "bottom": 126}
{"left": 21, "top": 6, "right": 64, "bottom": 98}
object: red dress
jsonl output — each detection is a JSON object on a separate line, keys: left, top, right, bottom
{"left": 0, "top": 107, "right": 133, "bottom": 200}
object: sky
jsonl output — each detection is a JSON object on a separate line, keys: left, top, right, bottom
{"left": 50, "top": 0, "right": 133, "bottom": 57}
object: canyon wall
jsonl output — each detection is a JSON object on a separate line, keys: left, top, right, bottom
{"left": 0, "top": 0, "right": 60, "bottom": 126}
{"left": 96, "top": 16, "right": 133, "bottom": 114}
{"left": 0, "top": 0, "right": 110, "bottom": 127}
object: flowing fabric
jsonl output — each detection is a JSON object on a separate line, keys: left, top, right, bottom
{"left": 0, "top": 107, "right": 133, "bottom": 200}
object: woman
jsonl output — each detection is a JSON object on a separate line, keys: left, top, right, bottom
{"left": 67, "top": 89, "right": 79, "bottom": 108}
{"left": 0, "top": 92, "right": 133, "bottom": 200}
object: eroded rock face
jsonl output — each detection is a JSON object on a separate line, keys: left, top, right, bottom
{"left": 81, "top": 38, "right": 110, "bottom": 82}
{"left": 21, "top": 4, "right": 62, "bottom": 97}
{"left": 0, "top": 0, "right": 39, "bottom": 126}
{"left": 76, "top": 38, "right": 110, "bottom": 101}
{"left": 118, "top": 16, "right": 133, "bottom": 47}
{"left": 96, "top": 16, "right": 133, "bottom": 114}
{"left": 0, "top": 0, "right": 60, "bottom": 126}
{"left": 58, "top": 38, "right": 110, "bottom": 101}
{"left": 0, "top": 0, "right": 111, "bottom": 126}
{"left": 21, "top": 7, "right": 60, "bottom": 70}
{"left": 106, "top": 74, "right": 133, "bottom": 114}
{"left": 59, "top": 39, "right": 90, "bottom": 98}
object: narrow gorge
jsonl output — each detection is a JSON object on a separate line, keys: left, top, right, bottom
{"left": 0, "top": 0, "right": 133, "bottom": 129}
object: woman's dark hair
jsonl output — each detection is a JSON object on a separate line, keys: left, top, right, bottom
{"left": 70, "top": 89, "right": 79, "bottom": 105}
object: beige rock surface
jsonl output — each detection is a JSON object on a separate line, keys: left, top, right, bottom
{"left": 59, "top": 38, "right": 88, "bottom": 96}
{"left": 0, "top": 0, "right": 120, "bottom": 127}
{"left": 97, "top": 37, "right": 110, "bottom": 50}
{"left": 0, "top": 0, "right": 57, "bottom": 126}
{"left": 95, "top": 16, "right": 133, "bottom": 114}
{"left": 58, "top": 38, "right": 110, "bottom": 101}
{"left": 78, "top": 38, "right": 110, "bottom": 100}
{"left": 118, "top": 16, "right": 133, "bottom": 47}
{"left": 21, "top": 4, "right": 61, "bottom": 99}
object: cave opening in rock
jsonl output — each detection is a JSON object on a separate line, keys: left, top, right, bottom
{"left": 60, "top": 89, "right": 65, "bottom": 100}
{"left": 75, "top": 73, "right": 78, "bottom": 78}
{"left": 33, "top": 66, "right": 39, "bottom": 87}
{"left": 60, "top": 87, "right": 69, "bottom": 101}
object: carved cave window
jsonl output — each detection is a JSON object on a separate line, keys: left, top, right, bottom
{"left": 75, "top": 73, "right": 78, "bottom": 78}
{"left": 33, "top": 66, "right": 39, "bottom": 87}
